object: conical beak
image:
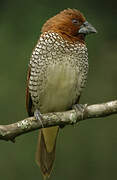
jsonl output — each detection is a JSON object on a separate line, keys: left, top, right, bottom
{"left": 78, "top": 21, "right": 97, "bottom": 35}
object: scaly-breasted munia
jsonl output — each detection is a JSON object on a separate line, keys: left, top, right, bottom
{"left": 26, "top": 9, "right": 97, "bottom": 179}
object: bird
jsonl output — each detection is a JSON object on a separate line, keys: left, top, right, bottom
{"left": 26, "top": 8, "right": 97, "bottom": 179}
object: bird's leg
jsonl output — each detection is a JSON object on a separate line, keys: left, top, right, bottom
{"left": 72, "top": 104, "right": 87, "bottom": 120}
{"left": 34, "top": 109, "right": 44, "bottom": 128}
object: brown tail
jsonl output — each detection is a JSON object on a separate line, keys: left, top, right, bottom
{"left": 36, "top": 126, "right": 59, "bottom": 179}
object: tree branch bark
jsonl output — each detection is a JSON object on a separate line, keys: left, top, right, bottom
{"left": 0, "top": 100, "right": 117, "bottom": 142}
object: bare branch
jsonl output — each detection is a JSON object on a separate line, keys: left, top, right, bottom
{"left": 0, "top": 100, "right": 117, "bottom": 142}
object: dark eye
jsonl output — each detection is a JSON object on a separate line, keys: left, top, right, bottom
{"left": 72, "top": 19, "right": 79, "bottom": 25}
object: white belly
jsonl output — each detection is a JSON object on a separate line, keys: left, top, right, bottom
{"left": 39, "top": 62, "right": 80, "bottom": 113}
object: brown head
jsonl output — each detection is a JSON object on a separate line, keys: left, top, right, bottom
{"left": 42, "top": 9, "right": 97, "bottom": 43}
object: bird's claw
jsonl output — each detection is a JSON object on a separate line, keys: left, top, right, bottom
{"left": 34, "top": 109, "right": 44, "bottom": 128}
{"left": 72, "top": 104, "right": 87, "bottom": 120}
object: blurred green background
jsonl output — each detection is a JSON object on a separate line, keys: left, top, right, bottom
{"left": 0, "top": 0, "right": 117, "bottom": 180}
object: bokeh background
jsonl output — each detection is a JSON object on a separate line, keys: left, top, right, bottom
{"left": 0, "top": 0, "right": 117, "bottom": 180}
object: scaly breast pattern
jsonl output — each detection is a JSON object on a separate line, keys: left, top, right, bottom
{"left": 29, "top": 32, "right": 88, "bottom": 113}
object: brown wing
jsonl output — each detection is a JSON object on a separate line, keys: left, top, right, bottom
{"left": 26, "top": 66, "right": 34, "bottom": 116}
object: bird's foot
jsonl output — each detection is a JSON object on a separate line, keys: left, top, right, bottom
{"left": 34, "top": 109, "right": 44, "bottom": 128}
{"left": 72, "top": 104, "right": 87, "bottom": 120}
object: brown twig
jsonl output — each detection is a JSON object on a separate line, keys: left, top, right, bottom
{"left": 0, "top": 100, "right": 117, "bottom": 142}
